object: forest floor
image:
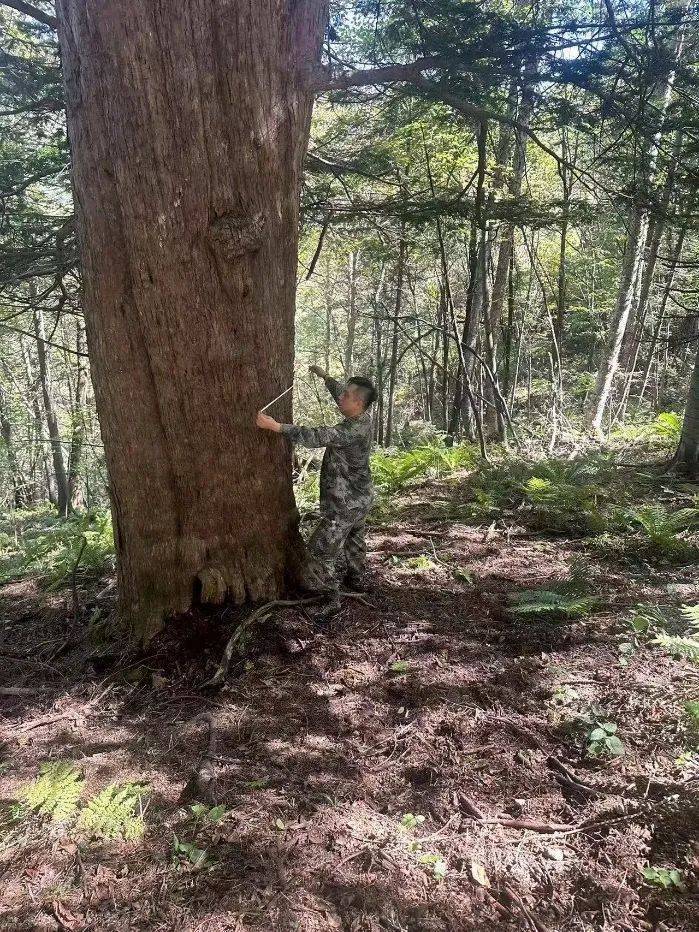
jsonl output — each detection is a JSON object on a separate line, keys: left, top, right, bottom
{"left": 0, "top": 465, "right": 698, "bottom": 931}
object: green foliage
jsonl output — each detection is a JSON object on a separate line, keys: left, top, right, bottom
{"left": 624, "top": 505, "right": 699, "bottom": 561}
{"left": 0, "top": 509, "right": 114, "bottom": 587}
{"left": 399, "top": 812, "right": 425, "bottom": 830}
{"left": 76, "top": 782, "right": 148, "bottom": 840}
{"left": 507, "top": 588, "right": 598, "bottom": 619}
{"left": 372, "top": 443, "right": 476, "bottom": 495}
{"left": 418, "top": 851, "right": 447, "bottom": 879}
{"left": 190, "top": 803, "right": 226, "bottom": 823}
{"left": 389, "top": 660, "right": 410, "bottom": 674}
{"left": 684, "top": 701, "right": 699, "bottom": 730}
{"left": 651, "top": 412, "right": 682, "bottom": 443}
{"left": 390, "top": 553, "right": 436, "bottom": 572}
{"left": 20, "top": 761, "right": 84, "bottom": 822}
{"left": 652, "top": 633, "right": 699, "bottom": 664}
{"left": 586, "top": 721, "right": 624, "bottom": 758}
{"left": 173, "top": 834, "right": 208, "bottom": 868}
{"left": 641, "top": 866, "right": 686, "bottom": 892}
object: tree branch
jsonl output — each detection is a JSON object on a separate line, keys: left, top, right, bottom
{"left": 312, "top": 55, "right": 449, "bottom": 92}
{"left": 0, "top": 0, "right": 57, "bottom": 29}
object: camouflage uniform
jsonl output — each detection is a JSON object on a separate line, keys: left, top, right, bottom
{"left": 280, "top": 377, "right": 374, "bottom": 595}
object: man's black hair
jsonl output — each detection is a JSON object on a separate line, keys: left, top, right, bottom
{"left": 348, "top": 376, "right": 378, "bottom": 408}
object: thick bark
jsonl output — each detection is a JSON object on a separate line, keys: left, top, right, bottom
{"left": 33, "top": 304, "right": 70, "bottom": 516}
{"left": 56, "top": 0, "right": 327, "bottom": 640}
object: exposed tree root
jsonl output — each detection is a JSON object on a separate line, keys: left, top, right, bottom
{"left": 203, "top": 592, "right": 373, "bottom": 689}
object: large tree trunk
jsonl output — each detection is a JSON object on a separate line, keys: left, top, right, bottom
{"left": 56, "top": 0, "right": 327, "bottom": 641}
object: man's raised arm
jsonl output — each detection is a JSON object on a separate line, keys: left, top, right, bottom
{"left": 309, "top": 365, "right": 344, "bottom": 404}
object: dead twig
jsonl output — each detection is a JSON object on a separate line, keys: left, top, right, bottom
{"left": 502, "top": 883, "right": 552, "bottom": 932}
{"left": 547, "top": 756, "right": 607, "bottom": 797}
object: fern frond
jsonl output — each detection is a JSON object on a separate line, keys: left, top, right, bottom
{"left": 77, "top": 782, "right": 148, "bottom": 840}
{"left": 508, "top": 589, "right": 598, "bottom": 619}
{"left": 681, "top": 604, "right": 699, "bottom": 629}
{"left": 20, "top": 761, "right": 84, "bottom": 822}
{"left": 652, "top": 633, "right": 699, "bottom": 664}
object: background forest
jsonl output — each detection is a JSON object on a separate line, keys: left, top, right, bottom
{"left": 1, "top": 0, "right": 698, "bottom": 517}
{"left": 0, "top": 2, "right": 698, "bottom": 931}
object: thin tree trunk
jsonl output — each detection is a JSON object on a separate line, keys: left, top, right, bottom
{"left": 670, "top": 343, "right": 699, "bottom": 476}
{"left": 587, "top": 10, "right": 687, "bottom": 432}
{"left": 67, "top": 320, "right": 88, "bottom": 510}
{"left": 385, "top": 236, "right": 405, "bottom": 446}
{"left": 344, "top": 249, "right": 359, "bottom": 377}
{"left": 56, "top": 0, "right": 328, "bottom": 640}
{"left": 0, "top": 387, "right": 27, "bottom": 508}
{"left": 637, "top": 225, "right": 687, "bottom": 408}
{"left": 32, "top": 302, "right": 69, "bottom": 516}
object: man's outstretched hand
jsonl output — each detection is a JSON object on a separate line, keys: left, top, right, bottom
{"left": 256, "top": 411, "right": 282, "bottom": 432}
{"left": 309, "top": 365, "right": 329, "bottom": 379}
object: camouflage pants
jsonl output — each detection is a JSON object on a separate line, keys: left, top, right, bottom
{"left": 302, "top": 508, "right": 368, "bottom": 595}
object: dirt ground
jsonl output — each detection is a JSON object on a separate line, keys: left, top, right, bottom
{"left": 1, "top": 476, "right": 698, "bottom": 931}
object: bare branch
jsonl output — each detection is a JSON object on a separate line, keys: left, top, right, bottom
{"left": 0, "top": 0, "right": 57, "bottom": 29}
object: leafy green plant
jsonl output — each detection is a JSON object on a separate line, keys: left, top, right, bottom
{"left": 649, "top": 412, "right": 682, "bottom": 443}
{"left": 0, "top": 509, "right": 114, "bottom": 588}
{"left": 418, "top": 851, "right": 447, "bottom": 879}
{"left": 190, "top": 803, "right": 226, "bottom": 823}
{"left": 586, "top": 721, "right": 624, "bottom": 758}
{"left": 389, "top": 660, "right": 410, "bottom": 675}
{"left": 20, "top": 762, "right": 84, "bottom": 822}
{"left": 399, "top": 812, "right": 425, "bottom": 831}
{"left": 507, "top": 588, "right": 598, "bottom": 619}
{"left": 652, "top": 633, "right": 699, "bottom": 663}
{"left": 641, "top": 866, "right": 686, "bottom": 892}
{"left": 625, "top": 505, "right": 699, "bottom": 561}
{"left": 390, "top": 554, "right": 436, "bottom": 572}
{"left": 173, "top": 834, "right": 208, "bottom": 868}
{"left": 619, "top": 605, "right": 667, "bottom": 664}
{"left": 77, "top": 782, "right": 148, "bottom": 840}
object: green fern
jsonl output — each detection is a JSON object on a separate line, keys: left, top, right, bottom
{"left": 77, "top": 782, "right": 148, "bottom": 840}
{"left": 507, "top": 589, "right": 598, "bottom": 619}
{"left": 652, "top": 632, "right": 699, "bottom": 664}
{"left": 21, "top": 761, "right": 84, "bottom": 822}
{"left": 680, "top": 604, "right": 699, "bottom": 629}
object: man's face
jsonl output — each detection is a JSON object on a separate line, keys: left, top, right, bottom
{"left": 339, "top": 385, "right": 366, "bottom": 418}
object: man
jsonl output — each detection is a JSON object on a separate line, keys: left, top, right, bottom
{"left": 256, "top": 365, "right": 376, "bottom": 618}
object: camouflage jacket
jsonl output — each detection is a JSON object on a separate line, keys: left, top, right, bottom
{"left": 280, "top": 377, "right": 374, "bottom": 515}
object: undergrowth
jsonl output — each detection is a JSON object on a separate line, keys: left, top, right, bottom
{"left": 17, "top": 763, "right": 148, "bottom": 841}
